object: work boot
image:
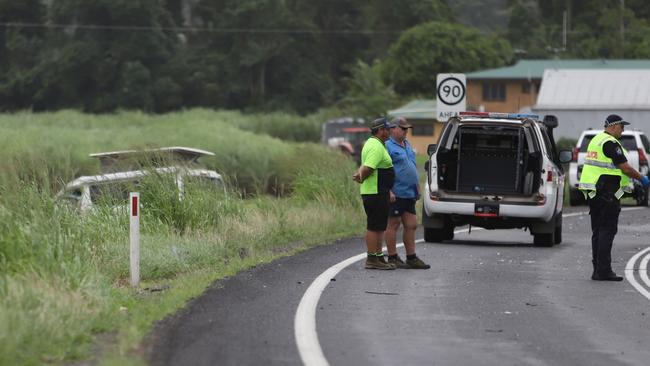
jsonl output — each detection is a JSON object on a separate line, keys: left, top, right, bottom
{"left": 592, "top": 271, "right": 623, "bottom": 281}
{"left": 365, "top": 256, "right": 396, "bottom": 270}
{"left": 387, "top": 255, "right": 410, "bottom": 269}
{"left": 406, "top": 256, "right": 431, "bottom": 270}
{"left": 379, "top": 255, "right": 397, "bottom": 269}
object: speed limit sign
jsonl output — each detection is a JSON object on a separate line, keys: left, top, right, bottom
{"left": 436, "top": 74, "right": 466, "bottom": 122}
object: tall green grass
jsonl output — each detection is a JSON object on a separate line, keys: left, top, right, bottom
{"left": 0, "top": 109, "right": 364, "bottom": 365}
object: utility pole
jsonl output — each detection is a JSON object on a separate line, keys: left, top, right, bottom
{"left": 562, "top": 10, "right": 567, "bottom": 51}
{"left": 621, "top": 0, "right": 625, "bottom": 58}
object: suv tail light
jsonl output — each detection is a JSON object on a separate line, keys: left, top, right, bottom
{"left": 638, "top": 148, "right": 648, "bottom": 165}
{"left": 572, "top": 147, "right": 579, "bottom": 162}
{"left": 546, "top": 166, "right": 556, "bottom": 182}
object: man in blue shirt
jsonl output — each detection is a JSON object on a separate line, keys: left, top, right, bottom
{"left": 385, "top": 117, "right": 430, "bottom": 269}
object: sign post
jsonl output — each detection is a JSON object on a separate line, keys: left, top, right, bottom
{"left": 436, "top": 74, "right": 466, "bottom": 122}
{"left": 130, "top": 192, "right": 140, "bottom": 288}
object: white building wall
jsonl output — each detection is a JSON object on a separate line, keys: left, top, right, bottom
{"left": 533, "top": 69, "right": 650, "bottom": 139}
{"left": 532, "top": 109, "right": 650, "bottom": 140}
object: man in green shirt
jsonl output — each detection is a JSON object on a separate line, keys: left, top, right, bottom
{"left": 352, "top": 117, "right": 396, "bottom": 270}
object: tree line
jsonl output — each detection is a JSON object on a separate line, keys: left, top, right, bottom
{"left": 1, "top": 0, "right": 649, "bottom": 115}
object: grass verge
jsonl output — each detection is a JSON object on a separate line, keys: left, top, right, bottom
{"left": 0, "top": 109, "right": 365, "bottom": 365}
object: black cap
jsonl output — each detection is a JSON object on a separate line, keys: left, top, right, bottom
{"left": 370, "top": 117, "right": 395, "bottom": 130}
{"left": 604, "top": 114, "right": 630, "bottom": 127}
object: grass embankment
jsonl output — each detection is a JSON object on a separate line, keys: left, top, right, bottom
{"left": 0, "top": 109, "right": 364, "bottom": 365}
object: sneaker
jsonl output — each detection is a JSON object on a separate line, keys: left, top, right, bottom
{"left": 387, "top": 255, "right": 410, "bottom": 269}
{"left": 365, "top": 256, "right": 396, "bottom": 270}
{"left": 406, "top": 256, "right": 431, "bottom": 270}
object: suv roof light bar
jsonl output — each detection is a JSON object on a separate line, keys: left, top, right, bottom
{"left": 458, "top": 111, "right": 540, "bottom": 120}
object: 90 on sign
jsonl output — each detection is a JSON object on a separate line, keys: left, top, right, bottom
{"left": 437, "top": 77, "right": 466, "bottom": 106}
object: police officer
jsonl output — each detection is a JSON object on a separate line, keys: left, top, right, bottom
{"left": 579, "top": 114, "right": 650, "bottom": 281}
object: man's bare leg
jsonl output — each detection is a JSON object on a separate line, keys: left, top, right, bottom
{"left": 365, "top": 230, "right": 384, "bottom": 253}
{"left": 385, "top": 216, "right": 401, "bottom": 256}
{"left": 401, "top": 212, "right": 418, "bottom": 255}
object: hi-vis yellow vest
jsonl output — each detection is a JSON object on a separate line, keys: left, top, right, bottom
{"left": 578, "top": 132, "right": 630, "bottom": 199}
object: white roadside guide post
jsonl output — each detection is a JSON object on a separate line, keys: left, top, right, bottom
{"left": 130, "top": 192, "right": 140, "bottom": 288}
{"left": 436, "top": 73, "right": 467, "bottom": 122}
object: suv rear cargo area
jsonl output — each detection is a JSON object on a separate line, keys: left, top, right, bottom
{"left": 437, "top": 125, "right": 541, "bottom": 196}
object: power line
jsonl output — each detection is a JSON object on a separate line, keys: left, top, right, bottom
{"left": 3, "top": 21, "right": 649, "bottom": 36}
{"left": 0, "top": 21, "right": 402, "bottom": 35}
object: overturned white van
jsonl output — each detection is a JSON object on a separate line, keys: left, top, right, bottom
{"left": 58, "top": 147, "right": 224, "bottom": 212}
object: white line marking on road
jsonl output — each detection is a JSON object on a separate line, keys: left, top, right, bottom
{"left": 295, "top": 207, "right": 646, "bottom": 365}
{"left": 294, "top": 240, "right": 415, "bottom": 366}
{"left": 294, "top": 252, "right": 365, "bottom": 366}
{"left": 625, "top": 247, "right": 650, "bottom": 301}
{"left": 640, "top": 253, "right": 650, "bottom": 289}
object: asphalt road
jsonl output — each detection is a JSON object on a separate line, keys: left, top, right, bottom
{"left": 148, "top": 206, "right": 650, "bottom": 366}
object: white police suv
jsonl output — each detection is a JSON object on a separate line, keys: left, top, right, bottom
{"left": 422, "top": 112, "right": 572, "bottom": 247}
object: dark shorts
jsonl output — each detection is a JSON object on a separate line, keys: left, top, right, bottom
{"left": 362, "top": 192, "right": 390, "bottom": 232}
{"left": 389, "top": 198, "right": 417, "bottom": 217}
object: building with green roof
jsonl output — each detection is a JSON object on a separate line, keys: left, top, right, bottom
{"left": 465, "top": 59, "right": 650, "bottom": 114}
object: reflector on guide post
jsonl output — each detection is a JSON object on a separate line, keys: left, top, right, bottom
{"left": 130, "top": 192, "right": 140, "bottom": 288}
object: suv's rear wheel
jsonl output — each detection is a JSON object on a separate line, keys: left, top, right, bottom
{"left": 554, "top": 213, "right": 563, "bottom": 244}
{"left": 533, "top": 232, "right": 555, "bottom": 247}
{"left": 424, "top": 226, "right": 454, "bottom": 243}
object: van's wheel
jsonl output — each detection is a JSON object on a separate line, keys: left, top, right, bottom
{"left": 424, "top": 226, "right": 454, "bottom": 243}
{"left": 444, "top": 226, "right": 455, "bottom": 241}
{"left": 533, "top": 232, "right": 555, "bottom": 247}
{"left": 554, "top": 213, "right": 562, "bottom": 245}
{"left": 569, "top": 189, "right": 585, "bottom": 206}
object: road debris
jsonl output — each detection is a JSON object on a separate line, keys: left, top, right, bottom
{"left": 365, "top": 291, "right": 399, "bottom": 296}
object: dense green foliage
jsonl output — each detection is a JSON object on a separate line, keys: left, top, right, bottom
{"left": 4, "top": 1, "right": 650, "bottom": 114}
{"left": 0, "top": 0, "right": 452, "bottom": 114}
{"left": 506, "top": 0, "right": 650, "bottom": 58}
{"left": 0, "top": 110, "right": 364, "bottom": 364}
{"left": 381, "top": 21, "right": 513, "bottom": 95}
{"left": 449, "top": 0, "right": 513, "bottom": 32}
{"left": 337, "top": 60, "right": 400, "bottom": 119}
{"left": 452, "top": 0, "right": 650, "bottom": 59}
